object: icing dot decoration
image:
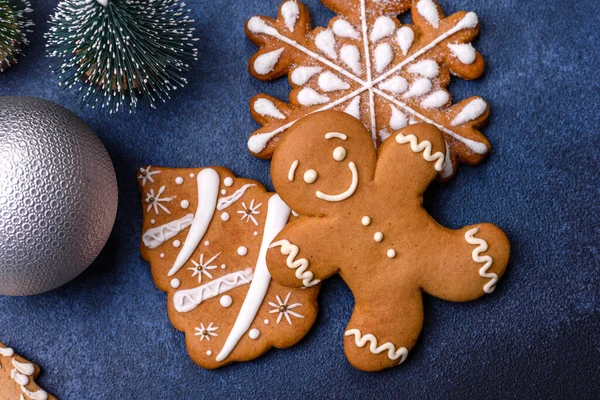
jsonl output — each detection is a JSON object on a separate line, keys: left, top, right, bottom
{"left": 237, "top": 246, "right": 248, "bottom": 256}
{"left": 150, "top": 219, "right": 156, "bottom": 224}
{"left": 220, "top": 295, "right": 233, "bottom": 308}
{"left": 180, "top": 200, "right": 190, "bottom": 209}
{"left": 221, "top": 189, "right": 227, "bottom": 195}
{"left": 221, "top": 264, "right": 226, "bottom": 269}
{"left": 206, "top": 350, "right": 212, "bottom": 356}
{"left": 171, "top": 278, "right": 181, "bottom": 288}
{"left": 361, "top": 216, "right": 371, "bottom": 226}
{"left": 160, "top": 253, "right": 165, "bottom": 258}
{"left": 189, "top": 173, "right": 195, "bottom": 178}
{"left": 304, "top": 169, "right": 318, "bottom": 183}
{"left": 333, "top": 146, "right": 347, "bottom": 161}
{"left": 264, "top": 319, "right": 270, "bottom": 325}
{"left": 254, "top": 231, "right": 259, "bottom": 236}
{"left": 221, "top": 212, "right": 230, "bottom": 222}
{"left": 374, "top": 232, "right": 383, "bottom": 242}
{"left": 387, "top": 249, "right": 396, "bottom": 258}
{"left": 224, "top": 177, "right": 233, "bottom": 187}
{"left": 173, "top": 240, "right": 181, "bottom": 248}
{"left": 175, "top": 177, "right": 184, "bottom": 185}
{"left": 249, "top": 328, "right": 261, "bottom": 340}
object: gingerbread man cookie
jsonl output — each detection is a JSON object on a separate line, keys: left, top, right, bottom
{"left": 246, "top": 0, "right": 489, "bottom": 179}
{"left": 138, "top": 166, "right": 318, "bottom": 369}
{"left": 0, "top": 342, "right": 55, "bottom": 400}
{"left": 266, "top": 111, "right": 510, "bottom": 371}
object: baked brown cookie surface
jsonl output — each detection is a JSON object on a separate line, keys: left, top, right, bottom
{"left": 138, "top": 166, "right": 319, "bottom": 369}
{"left": 246, "top": 0, "right": 489, "bottom": 180}
{"left": 0, "top": 342, "right": 55, "bottom": 400}
{"left": 266, "top": 111, "right": 510, "bottom": 371}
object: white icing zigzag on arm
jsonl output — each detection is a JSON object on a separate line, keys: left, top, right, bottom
{"left": 142, "top": 213, "right": 194, "bottom": 249}
{"left": 464, "top": 227, "right": 498, "bottom": 294}
{"left": 395, "top": 132, "right": 445, "bottom": 171}
{"left": 344, "top": 329, "right": 408, "bottom": 363}
{"left": 269, "top": 240, "right": 320, "bottom": 287}
{"left": 217, "top": 184, "right": 257, "bottom": 210}
{"left": 173, "top": 269, "right": 253, "bottom": 313}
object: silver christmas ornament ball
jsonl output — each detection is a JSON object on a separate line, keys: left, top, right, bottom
{"left": 0, "top": 96, "right": 118, "bottom": 296}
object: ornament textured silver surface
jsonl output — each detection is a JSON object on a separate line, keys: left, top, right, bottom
{"left": 0, "top": 96, "right": 118, "bottom": 296}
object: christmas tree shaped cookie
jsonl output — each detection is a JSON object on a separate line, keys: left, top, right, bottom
{"left": 138, "top": 166, "right": 319, "bottom": 368}
{"left": 0, "top": 342, "right": 55, "bottom": 400}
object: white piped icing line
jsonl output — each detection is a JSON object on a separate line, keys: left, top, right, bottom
{"left": 318, "top": 71, "right": 350, "bottom": 92}
{"left": 332, "top": 19, "right": 359, "bottom": 39}
{"left": 408, "top": 60, "right": 439, "bottom": 78}
{"left": 173, "top": 269, "right": 253, "bottom": 313}
{"left": 316, "top": 162, "right": 358, "bottom": 202}
{"left": 379, "top": 76, "right": 408, "bottom": 94}
{"left": 451, "top": 98, "right": 487, "bottom": 126}
{"left": 216, "top": 195, "right": 291, "bottom": 362}
{"left": 297, "top": 87, "right": 330, "bottom": 106}
{"left": 254, "top": 98, "right": 286, "bottom": 119}
{"left": 217, "top": 184, "right": 257, "bottom": 210}
{"left": 288, "top": 160, "right": 299, "bottom": 181}
{"left": 269, "top": 240, "right": 320, "bottom": 287}
{"left": 344, "top": 96, "right": 361, "bottom": 119}
{"left": 421, "top": 90, "right": 449, "bottom": 109}
{"left": 291, "top": 66, "right": 321, "bottom": 85}
{"left": 0, "top": 347, "right": 15, "bottom": 356}
{"left": 389, "top": 105, "right": 408, "bottom": 130}
{"left": 168, "top": 169, "right": 219, "bottom": 277}
{"left": 315, "top": 30, "right": 337, "bottom": 59}
{"left": 396, "top": 27, "right": 414, "bottom": 55}
{"left": 254, "top": 48, "right": 285, "bottom": 75}
{"left": 374, "top": 43, "right": 393, "bottom": 73}
{"left": 345, "top": 329, "right": 408, "bottom": 363}
{"left": 324, "top": 131, "right": 347, "bottom": 140}
{"left": 0, "top": 346, "right": 49, "bottom": 400}
{"left": 465, "top": 227, "right": 499, "bottom": 294}
{"left": 448, "top": 43, "right": 477, "bottom": 65}
{"left": 281, "top": 1, "right": 300, "bottom": 32}
{"left": 142, "top": 213, "right": 194, "bottom": 249}
{"left": 340, "top": 45, "right": 361, "bottom": 75}
{"left": 247, "top": 2, "right": 487, "bottom": 157}
{"left": 395, "top": 132, "right": 445, "bottom": 171}
{"left": 370, "top": 16, "right": 396, "bottom": 43}
{"left": 416, "top": 0, "right": 440, "bottom": 28}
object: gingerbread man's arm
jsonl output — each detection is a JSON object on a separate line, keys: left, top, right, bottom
{"left": 267, "top": 216, "right": 344, "bottom": 288}
{"left": 417, "top": 217, "right": 511, "bottom": 302}
{"left": 374, "top": 124, "right": 447, "bottom": 200}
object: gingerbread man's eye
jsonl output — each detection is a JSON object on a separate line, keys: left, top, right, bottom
{"left": 333, "top": 146, "right": 347, "bottom": 161}
{"left": 304, "top": 169, "right": 318, "bottom": 184}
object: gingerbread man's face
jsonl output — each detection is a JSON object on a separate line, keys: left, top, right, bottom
{"left": 271, "top": 111, "right": 377, "bottom": 216}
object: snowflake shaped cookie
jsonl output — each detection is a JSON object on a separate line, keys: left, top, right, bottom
{"left": 246, "top": 0, "right": 490, "bottom": 179}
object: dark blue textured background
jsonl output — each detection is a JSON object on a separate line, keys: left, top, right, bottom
{"left": 1, "top": 0, "right": 599, "bottom": 398}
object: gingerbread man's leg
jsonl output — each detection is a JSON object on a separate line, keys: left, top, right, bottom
{"left": 343, "top": 284, "right": 423, "bottom": 372}
{"left": 419, "top": 221, "right": 511, "bottom": 302}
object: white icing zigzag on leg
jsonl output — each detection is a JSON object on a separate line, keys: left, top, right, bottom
{"left": 269, "top": 240, "right": 321, "bottom": 287}
{"left": 395, "top": 132, "right": 445, "bottom": 171}
{"left": 465, "top": 227, "right": 498, "bottom": 294}
{"left": 344, "top": 329, "right": 408, "bottom": 363}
